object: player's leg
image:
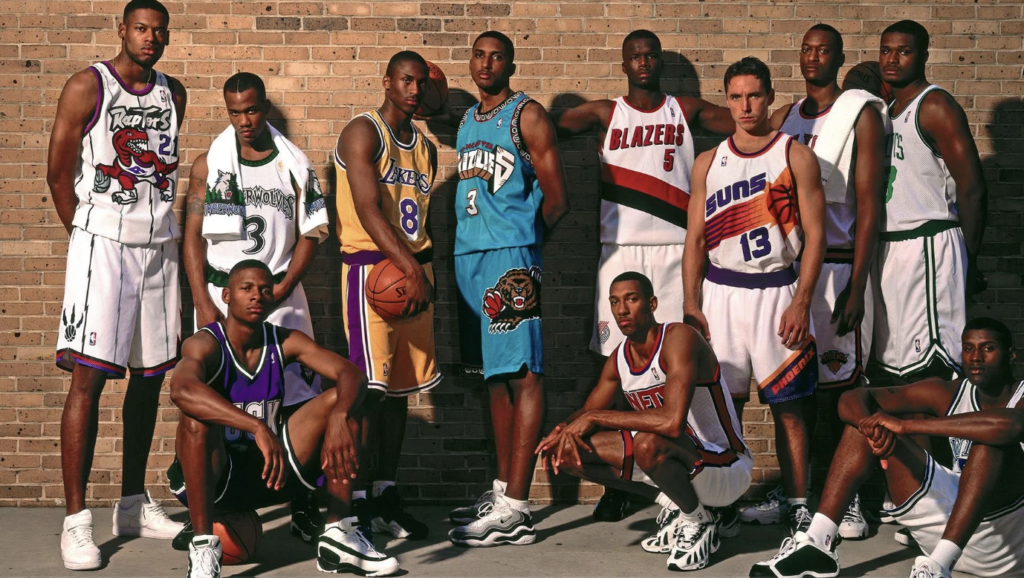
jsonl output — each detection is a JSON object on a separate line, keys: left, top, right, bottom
{"left": 770, "top": 396, "right": 815, "bottom": 534}
{"left": 506, "top": 369, "right": 544, "bottom": 502}
{"left": 554, "top": 430, "right": 660, "bottom": 501}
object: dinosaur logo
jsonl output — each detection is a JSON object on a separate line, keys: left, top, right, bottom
{"left": 482, "top": 266, "right": 542, "bottom": 334}
{"left": 62, "top": 305, "right": 84, "bottom": 342}
{"left": 94, "top": 127, "right": 177, "bottom": 205}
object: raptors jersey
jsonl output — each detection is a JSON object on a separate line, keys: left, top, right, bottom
{"left": 946, "top": 379, "right": 1024, "bottom": 475}
{"left": 598, "top": 96, "right": 695, "bottom": 245}
{"left": 779, "top": 99, "right": 856, "bottom": 249}
{"left": 704, "top": 133, "right": 802, "bottom": 274}
{"left": 335, "top": 110, "right": 435, "bottom": 256}
{"left": 73, "top": 62, "right": 180, "bottom": 246}
{"left": 884, "top": 85, "right": 958, "bottom": 233}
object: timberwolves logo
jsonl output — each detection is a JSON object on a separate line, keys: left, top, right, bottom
{"left": 820, "top": 350, "right": 849, "bottom": 375}
{"left": 61, "top": 306, "right": 84, "bottom": 342}
{"left": 482, "top": 267, "right": 542, "bottom": 334}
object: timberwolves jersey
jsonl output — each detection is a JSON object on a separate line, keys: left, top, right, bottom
{"left": 455, "top": 91, "right": 542, "bottom": 255}
{"left": 946, "top": 379, "right": 1024, "bottom": 475}
{"left": 73, "top": 62, "right": 180, "bottom": 246}
{"left": 599, "top": 96, "right": 694, "bottom": 245}
{"left": 884, "top": 85, "right": 958, "bottom": 233}
{"left": 704, "top": 133, "right": 802, "bottom": 274}
{"left": 335, "top": 110, "right": 435, "bottom": 256}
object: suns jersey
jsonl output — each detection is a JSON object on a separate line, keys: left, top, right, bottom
{"left": 73, "top": 62, "right": 180, "bottom": 246}
{"left": 884, "top": 85, "right": 958, "bottom": 233}
{"left": 598, "top": 96, "right": 695, "bottom": 245}
{"left": 335, "top": 110, "right": 435, "bottom": 255}
{"left": 946, "top": 379, "right": 1024, "bottom": 475}
{"left": 703, "top": 133, "right": 802, "bottom": 274}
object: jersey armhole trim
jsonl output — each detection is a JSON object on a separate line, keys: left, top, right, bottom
{"left": 944, "top": 379, "right": 969, "bottom": 417}
{"left": 84, "top": 66, "right": 104, "bottom": 136}
{"left": 509, "top": 96, "right": 534, "bottom": 167}
{"left": 197, "top": 326, "right": 226, "bottom": 386}
{"left": 784, "top": 136, "right": 798, "bottom": 203}
{"left": 272, "top": 324, "right": 287, "bottom": 379}
{"left": 914, "top": 86, "right": 944, "bottom": 159}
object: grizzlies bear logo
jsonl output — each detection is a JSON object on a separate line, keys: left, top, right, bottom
{"left": 481, "top": 266, "right": 542, "bottom": 334}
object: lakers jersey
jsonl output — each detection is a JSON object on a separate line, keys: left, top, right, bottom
{"left": 335, "top": 110, "right": 435, "bottom": 256}
{"left": 704, "top": 133, "right": 802, "bottom": 274}
{"left": 946, "top": 379, "right": 1024, "bottom": 475}
{"left": 73, "top": 62, "right": 180, "bottom": 245}
{"left": 599, "top": 96, "right": 695, "bottom": 245}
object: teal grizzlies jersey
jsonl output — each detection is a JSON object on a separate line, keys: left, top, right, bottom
{"left": 455, "top": 91, "right": 543, "bottom": 255}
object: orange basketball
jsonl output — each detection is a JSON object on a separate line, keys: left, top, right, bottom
{"left": 365, "top": 259, "right": 409, "bottom": 321}
{"left": 416, "top": 61, "right": 449, "bottom": 117}
{"left": 842, "top": 61, "right": 894, "bottom": 104}
{"left": 213, "top": 510, "right": 262, "bottom": 565}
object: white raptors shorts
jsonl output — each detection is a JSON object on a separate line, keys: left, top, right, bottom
{"left": 56, "top": 228, "right": 181, "bottom": 378}
{"left": 591, "top": 243, "right": 684, "bottom": 356}
{"left": 887, "top": 454, "right": 1024, "bottom": 577}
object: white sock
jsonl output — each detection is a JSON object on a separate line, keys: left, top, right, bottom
{"left": 192, "top": 534, "right": 218, "bottom": 545}
{"left": 655, "top": 492, "right": 678, "bottom": 511}
{"left": 372, "top": 481, "right": 395, "bottom": 498}
{"left": 118, "top": 493, "right": 145, "bottom": 506}
{"left": 930, "top": 539, "right": 963, "bottom": 573}
{"left": 788, "top": 497, "right": 808, "bottom": 506}
{"left": 805, "top": 513, "right": 839, "bottom": 548}
{"left": 352, "top": 490, "right": 367, "bottom": 501}
{"left": 493, "top": 479, "right": 507, "bottom": 495}
{"left": 501, "top": 495, "right": 530, "bottom": 514}
{"left": 678, "top": 503, "right": 710, "bottom": 524}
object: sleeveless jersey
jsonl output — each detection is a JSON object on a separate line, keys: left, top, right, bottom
{"left": 455, "top": 92, "right": 542, "bottom": 255}
{"left": 779, "top": 99, "right": 856, "bottom": 249}
{"left": 704, "top": 133, "right": 802, "bottom": 274}
{"left": 598, "top": 95, "right": 694, "bottom": 245}
{"left": 884, "top": 85, "right": 958, "bottom": 233}
{"left": 614, "top": 323, "right": 748, "bottom": 458}
{"left": 946, "top": 379, "right": 1024, "bottom": 475}
{"left": 73, "top": 62, "right": 180, "bottom": 246}
{"left": 335, "top": 110, "right": 435, "bottom": 255}
{"left": 199, "top": 321, "right": 286, "bottom": 448}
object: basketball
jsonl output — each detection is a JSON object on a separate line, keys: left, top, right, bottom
{"left": 767, "top": 182, "right": 799, "bottom": 226}
{"left": 416, "top": 61, "right": 449, "bottom": 117}
{"left": 365, "top": 259, "right": 409, "bottom": 320}
{"left": 842, "top": 61, "right": 894, "bottom": 104}
{"left": 213, "top": 510, "right": 263, "bottom": 565}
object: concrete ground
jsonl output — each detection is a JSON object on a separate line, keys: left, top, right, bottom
{"left": 1, "top": 504, "right": 969, "bottom": 577}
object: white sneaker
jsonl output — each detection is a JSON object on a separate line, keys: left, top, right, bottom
{"left": 449, "top": 489, "right": 498, "bottom": 525}
{"left": 448, "top": 499, "right": 536, "bottom": 547}
{"left": 318, "top": 517, "right": 399, "bottom": 576}
{"left": 666, "top": 513, "right": 719, "bottom": 572}
{"left": 640, "top": 505, "right": 680, "bottom": 553}
{"left": 880, "top": 493, "right": 896, "bottom": 523}
{"left": 740, "top": 485, "right": 787, "bottom": 525}
{"left": 187, "top": 535, "right": 222, "bottom": 578}
{"left": 112, "top": 489, "right": 185, "bottom": 539}
{"left": 910, "top": 555, "right": 951, "bottom": 578}
{"left": 839, "top": 494, "right": 869, "bottom": 540}
{"left": 61, "top": 509, "right": 102, "bottom": 570}
{"left": 749, "top": 531, "right": 840, "bottom": 577}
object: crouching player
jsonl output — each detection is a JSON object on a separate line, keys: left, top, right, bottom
{"left": 536, "top": 272, "right": 751, "bottom": 571}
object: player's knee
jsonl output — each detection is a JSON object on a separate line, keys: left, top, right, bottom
{"left": 633, "top": 433, "right": 672, "bottom": 473}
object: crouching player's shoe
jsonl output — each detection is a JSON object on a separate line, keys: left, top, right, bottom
{"left": 666, "top": 513, "right": 719, "bottom": 572}
{"left": 909, "top": 555, "right": 952, "bottom": 578}
{"left": 317, "top": 518, "right": 399, "bottom": 576}
{"left": 112, "top": 489, "right": 185, "bottom": 539}
{"left": 291, "top": 493, "right": 326, "bottom": 543}
{"left": 371, "top": 486, "right": 429, "bottom": 540}
{"left": 749, "top": 531, "right": 840, "bottom": 578}
{"left": 448, "top": 500, "right": 536, "bottom": 547}
{"left": 187, "top": 535, "right": 222, "bottom": 578}
{"left": 641, "top": 506, "right": 680, "bottom": 553}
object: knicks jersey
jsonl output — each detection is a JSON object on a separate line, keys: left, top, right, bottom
{"left": 779, "top": 99, "right": 856, "bottom": 249}
{"left": 704, "top": 133, "right": 802, "bottom": 274}
{"left": 335, "top": 110, "right": 435, "bottom": 255}
{"left": 455, "top": 92, "right": 542, "bottom": 255}
{"left": 598, "top": 96, "right": 694, "bottom": 245}
{"left": 885, "top": 85, "right": 958, "bottom": 233}
{"left": 73, "top": 62, "right": 180, "bottom": 245}
{"left": 946, "top": 379, "right": 1024, "bottom": 475}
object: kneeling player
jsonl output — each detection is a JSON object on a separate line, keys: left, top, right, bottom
{"left": 168, "top": 260, "right": 398, "bottom": 578}
{"left": 536, "top": 272, "right": 751, "bottom": 572}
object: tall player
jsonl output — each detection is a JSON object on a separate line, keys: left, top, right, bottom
{"left": 447, "top": 31, "right": 570, "bottom": 547}
{"left": 335, "top": 51, "right": 439, "bottom": 541}
{"left": 683, "top": 58, "right": 826, "bottom": 537}
{"left": 47, "top": 0, "right": 185, "bottom": 569}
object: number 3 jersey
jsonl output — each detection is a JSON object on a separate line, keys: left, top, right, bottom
{"left": 703, "top": 133, "right": 802, "bottom": 274}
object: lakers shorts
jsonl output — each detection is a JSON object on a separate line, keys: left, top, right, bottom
{"left": 701, "top": 265, "right": 817, "bottom": 404}
{"left": 455, "top": 246, "right": 543, "bottom": 380}
{"left": 341, "top": 251, "right": 441, "bottom": 398}
{"left": 56, "top": 228, "right": 180, "bottom": 378}
{"left": 591, "top": 243, "right": 685, "bottom": 356}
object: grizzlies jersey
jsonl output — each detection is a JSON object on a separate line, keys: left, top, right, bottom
{"left": 884, "top": 85, "right": 958, "bottom": 233}
{"left": 335, "top": 110, "right": 435, "bottom": 255}
{"left": 704, "top": 133, "right": 802, "bottom": 274}
{"left": 946, "top": 379, "right": 1024, "bottom": 475}
{"left": 73, "top": 62, "right": 180, "bottom": 245}
{"left": 455, "top": 91, "right": 542, "bottom": 255}
{"left": 598, "top": 95, "right": 694, "bottom": 245}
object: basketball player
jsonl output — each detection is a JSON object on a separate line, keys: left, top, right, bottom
{"left": 536, "top": 272, "right": 750, "bottom": 571}
{"left": 752, "top": 318, "right": 1024, "bottom": 578}
{"left": 682, "top": 57, "right": 826, "bottom": 537}
{"left": 447, "top": 31, "right": 570, "bottom": 547}
{"left": 181, "top": 72, "right": 328, "bottom": 547}
{"left": 335, "top": 51, "right": 439, "bottom": 541}
{"left": 168, "top": 260, "right": 399, "bottom": 578}
{"left": 47, "top": 0, "right": 185, "bottom": 569}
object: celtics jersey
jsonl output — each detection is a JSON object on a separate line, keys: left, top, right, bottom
{"left": 946, "top": 379, "right": 1024, "bottom": 475}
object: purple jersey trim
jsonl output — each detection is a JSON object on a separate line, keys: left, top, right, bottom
{"left": 101, "top": 61, "right": 155, "bottom": 96}
{"left": 706, "top": 264, "right": 796, "bottom": 289}
{"left": 83, "top": 66, "right": 103, "bottom": 135}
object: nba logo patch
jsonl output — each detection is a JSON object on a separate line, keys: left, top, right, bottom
{"left": 914, "top": 339, "right": 921, "bottom": 353}
{"left": 89, "top": 332, "right": 97, "bottom": 346}
{"left": 497, "top": 118, "right": 503, "bottom": 129}
{"left": 383, "top": 362, "right": 389, "bottom": 377}
{"left": 720, "top": 156, "right": 727, "bottom": 167}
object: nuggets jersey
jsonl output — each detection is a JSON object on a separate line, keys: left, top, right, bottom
{"left": 946, "top": 379, "right": 1024, "bottom": 475}
{"left": 455, "top": 92, "right": 542, "bottom": 255}
{"left": 779, "top": 99, "right": 856, "bottom": 249}
{"left": 335, "top": 110, "right": 434, "bottom": 255}
{"left": 884, "top": 85, "right": 958, "bottom": 233}
{"left": 598, "top": 96, "right": 694, "bottom": 245}
{"left": 73, "top": 62, "right": 180, "bottom": 245}
{"left": 704, "top": 133, "right": 802, "bottom": 274}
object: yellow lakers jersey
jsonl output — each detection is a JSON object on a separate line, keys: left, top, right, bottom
{"left": 335, "top": 110, "right": 435, "bottom": 255}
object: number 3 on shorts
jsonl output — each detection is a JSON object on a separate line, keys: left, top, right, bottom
{"left": 399, "top": 198, "right": 420, "bottom": 240}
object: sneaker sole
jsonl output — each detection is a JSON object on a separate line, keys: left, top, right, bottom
{"left": 317, "top": 559, "right": 400, "bottom": 577}
{"left": 112, "top": 525, "right": 182, "bottom": 540}
{"left": 63, "top": 557, "right": 102, "bottom": 571}
{"left": 370, "top": 518, "right": 410, "bottom": 539}
{"left": 667, "top": 533, "right": 720, "bottom": 571}
{"left": 292, "top": 522, "right": 315, "bottom": 543}
{"left": 449, "top": 528, "right": 536, "bottom": 547}
{"left": 641, "top": 539, "right": 671, "bottom": 554}
{"left": 894, "top": 530, "right": 916, "bottom": 547}
{"left": 838, "top": 525, "right": 869, "bottom": 540}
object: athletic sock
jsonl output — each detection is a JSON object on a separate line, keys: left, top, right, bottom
{"left": 930, "top": 539, "right": 963, "bottom": 573}
{"left": 788, "top": 497, "right": 808, "bottom": 506}
{"left": 805, "top": 513, "right": 839, "bottom": 549}
{"left": 501, "top": 495, "right": 530, "bottom": 515}
{"left": 678, "top": 503, "right": 710, "bottom": 524}
{"left": 655, "top": 492, "right": 678, "bottom": 511}
{"left": 493, "top": 479, "right": 507, "bottom": 496}
{"left": 372, "top": 481, "right": 395, "bottom": 498}
{"left": 192, "top": 534, "right": 217, "bottom": 544}
{"left": 352, "top": 490, "right": 367, "bottom": 501}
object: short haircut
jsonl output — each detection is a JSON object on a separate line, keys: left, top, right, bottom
{"left": 611, "top": 271, "right": 654, "bottom": 299}
{"left": 883, "top": 20, "right": 930, "bottom": 52}
{"left": 623, "top": 29, "right": 661, "bottom": 51}
{"left": 223, "top": 72, "right": 267, "bottom": 103}
{"left": 228, "top": 259, "right": 272, "bottom": 283}
{"left": 123, "top": 0, "right": 169, "bottom": 24}
{"left": 807, "top": 23, "right": 843, "bottom": 54}
{"left": 474, "top": 31, "right": 515, "bottom": 62}
{"left": 385, "top": 50, "right": 428, "bottom": 76}
{"left": 724, "top": 56, "right": 772, "bottom": 93}
{"left": 963, "top": 317, "right": 1014, "bottom": 351}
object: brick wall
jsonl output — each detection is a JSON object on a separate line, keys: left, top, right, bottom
{"left": 1, "top": 0, "right": 1022, "bottom": 507}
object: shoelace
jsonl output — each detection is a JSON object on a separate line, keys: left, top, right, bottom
{"left": 770, "top": 537, "right": 797, "bottom": 561}
{"left": 655, "top": 506, "right": 677, "bottom": 527}
{"left": 195, "top": 546, "right": 220, "bottom": 576}
{"left": 756, "top": 486, "right": 785, "bottom": 510}
{"left": 911, "top": 566, "right": 937, "bottom": 578}
{"left": 672, "top": 520, "right": 703, "bottom": 547}
{"left": 791, "top": 507, "right": 813, "bottom": 528}
{"left": 68, "top": 524, "right": 95, "bottom": 549}
{"left": 143, "top": 499, "right": 176, "bottom": 523}
{"left": 841, "top": 499, "right": 864, "bottom": 524}
{"left": 350, "top": 526, "right": 381, "bottom": 556}
{"left": 476, "top": 500, "right": 494, "bottom": 517}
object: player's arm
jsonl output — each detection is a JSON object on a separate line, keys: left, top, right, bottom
{"left": 837, "top": 378, "right": 955, "bottom": 427}
{"left": 678, "top": 96, "right": 735, "bottom": 135}
{"left": 552, "top": 99, "right": 614, "bottom": 137}
{"left": 182, "top": 153, "right": 222, "bottom": 328}
{"left": 682, "top": 149, "right": 714, "bottom": 340}
{"left": 274, "top": 174, "right": 319, "bottom": 307}
{"left": 889, "top": 405, "right": 1024, "bottom": 447}
{"left": 47, "top": 69, "right": 99, "bottom": 235}
{"left": 536, "top": 354, "right": 622, "bottom": 460}
{"left": 768, "top": 104, "right": 795, "bottom": 131}
{"left": 520, "top": 101, "right": 570, "bottom": 229}
{"left": 167, "top": 74, "right": 188, "bottom": 128}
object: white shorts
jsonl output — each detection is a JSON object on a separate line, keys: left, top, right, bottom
{"left": 56, "top": 228, "right": 181, "bottom": 378}
{"left": 591, "top": 243, "right": 685, "bottom": 356}
{"left": 874, "top": 226, "right": 966, "bottom": 377}
{"left": 887, "top": 454, "right": 1024, "bottom": 577}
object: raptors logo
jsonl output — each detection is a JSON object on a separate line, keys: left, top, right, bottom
{"left": 61, "top": 305, "right": 84, "bottom": 342}
{"left": 820, "top": 350, "right": 849, "bottom": 375}
{"left": 94, "top": 127, "right": 178, "bottom": 205}
{"left": 481, "top": 267, "right": 542, "bottom": 334}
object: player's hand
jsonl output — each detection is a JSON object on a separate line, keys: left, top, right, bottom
{"left": 865, "top": 423, "right": 897, "bottom": 458}
{"left": 778, "top": 302, "right": 811, "bottom": 350}
{"left": 858, "top": 412, "right": 906, "bottom": 437}
{"left": 966, "top": 259, "right": 988, "bottom": 298}
{"left": 321, "top": 414, "right": 359, "bottom": 484}
{"left": 535, "top": 423, "right": 566, "bottom": 455}
{"left": 272, "top": 281, "right": 295, "bottom": 308}
{"left": 683, "top": 308, "right": 711, "bottom": 342}
{"left": 401, "top": 267, "right": 433, "bottom": 317}
{"left": 254, "top": 423, "right": 288, "bottom": 490}
{"left": 831, "top": 282, "right": 864, "bottom": 337}
{"left": 195, "top": 300, "right": 224, "bottom": 329}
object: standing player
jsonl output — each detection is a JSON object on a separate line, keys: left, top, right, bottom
{"left": 447, "top": 31, "right": 570, "bottom": 546}
{"left": 682, "top": 58, "right": 826, "bottom": 537}
{"left": 335, "top": 51, "right": 439, "bottom": 541}
{"left": 47, "top": 0, "right": 186, "bottom": 569}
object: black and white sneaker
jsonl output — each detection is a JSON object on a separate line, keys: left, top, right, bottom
{"left": 317, "top": 518, "right": 399, "bottom": 577}
{"left": 351, "top": 497, "right": 376, "bottom": 543}
{"left": 749, "top": 531, "right": 840, "bottom": 578}
{"left": 370, "top": 486, "right": 428, "bottom": 540}
{"left": 784, "top": 504, "right": 813, "bottom": 538}
{"left": 291, "top": 493, "right": 326, "bottom": 543}
{"left": 593, "top": 487, "right": 630, "bottom": 522}
{"left": 187, "top": 535, "right": 222, "bottom": 578}
{"left": 710, "top": 506, "right": 741, "bottom": 539}
{"left": 838, "top": 494, "right": 868, "bottom": 540}
{"left": 172, "top": 520, "right": 194, "bottom": 552}
{"left": 448, "top": 501, "right": 536, "bottom": 547}
{"left": 641, "top": 506, "right": 681, "bottom": 553}
{"left": 895, "top": 527, "right": 917, "bottom": 548}
{"left": 666, "top": 515, "right": 719, "bottom": 572}
{"left": 449, "top": 489, "right": 498, "bottom": 525}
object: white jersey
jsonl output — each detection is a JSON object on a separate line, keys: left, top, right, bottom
{"left": 884, "top": 85, "right": 958, "bottom": 233}
{"left": 598, "top": 95, "right": 694, "bottom": 245}
{"left": 73, "top": 62, "right": 180, "bottom": 246}
{"left": 704, "top": 133, "right": 802, "bottom": 274}
{"left": 947, "top": 379, "right": 1024, "bottom": 475}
